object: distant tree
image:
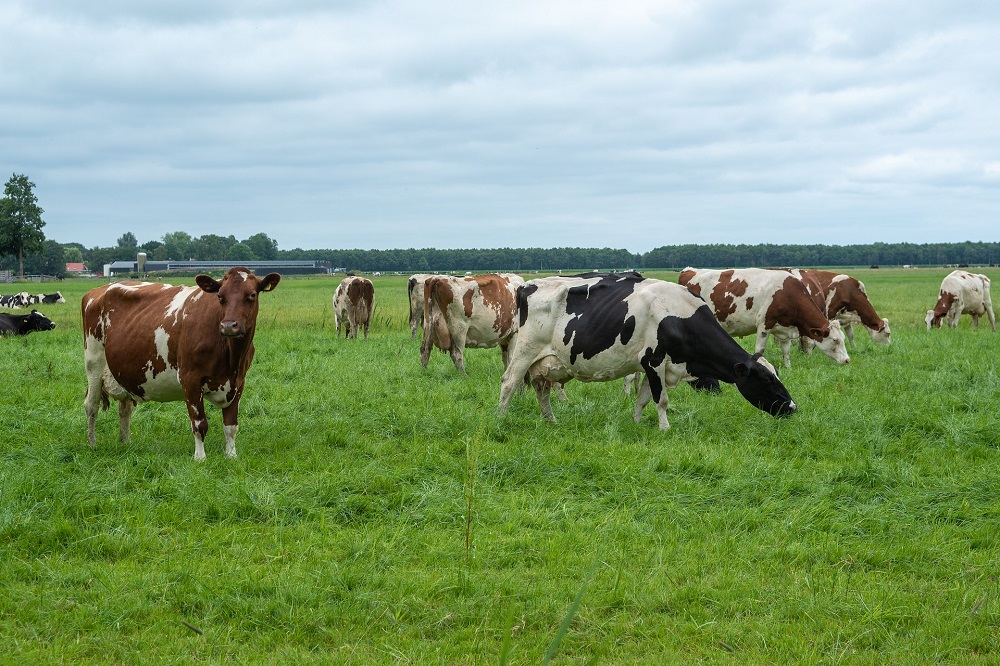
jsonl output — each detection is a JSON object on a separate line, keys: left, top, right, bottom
{"left": 117, "top": 232, "right": 139, "bottom": 251}
{"left": 0, "top": 173, "right": 46, "bottom": 276}
{"left": 24, "top": 239, "right": 67, "bottom": 278}
{"left": 64, "top": 246, "right": 84, "bottom": 263}
{"left": 162, "top": 231, "right": 193, "bottom": 260}
{"left": 192, "top": 234, "right": 231, "bottom": 261}
{"left": 226, "top": 242, "right": 258, "bottom": 262}
{"left": 244, "top": 233, "right": 278, "bottom": 261}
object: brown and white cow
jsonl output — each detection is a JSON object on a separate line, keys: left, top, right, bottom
{"left": 333, "top": 276, "right": 375, "bottom": 339}
{"left": 679, "top": 267, "right": 849, "bottom": 368}
{"left": 797, "top": 269, "right": 890, "bottom": 349}
{"left": 407, "top": 273, "right": 438, "bottom": 339}
{"left": 82, "top": 266, "right": 281, "bottom": 460}
{"left": 925, "top": 270, "right": 995, "bottom": 331}
{"left": 421, "top": 273, "right": 524, "bottom": 373}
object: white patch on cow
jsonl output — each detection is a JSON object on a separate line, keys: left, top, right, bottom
{"left": 134, "top": 327, "right": 184, "bottom": 402}
{"left": 204, "top": 380, "right": 234, "bottom": 408}
{"left": 164, "top": 286, "right": 199, "bottom": 323}
{"left": 238, "top": 271, "right": 249, "bottom": 280}
{"left": 193, "top": 432, "right": 206, "bottom": 461}
{"left": 224, "top": 424, "right": 239, "bottom": 458}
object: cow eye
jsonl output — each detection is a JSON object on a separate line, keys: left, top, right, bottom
{"left": 248, "top": 292, "right": 257, "bottom": 302}
{"left": 218, "top": 295, "right": 225, "bottom": 304}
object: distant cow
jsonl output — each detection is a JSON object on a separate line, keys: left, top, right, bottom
{"left": 26, "top": 292, "right": 66, "bottom": 305}
{"left": 679, "top": 267, "right": 849, "bottom": 368}
{"left": 498, "top": 273, "right": 796, "bottom": 429}
{"left": 407, "top": 274, "right": 437, "bottom": 339}
{"left": 0, "top": 310, "right": 56, "bottom": 336}
{"left": 333, "top": 276, "right": 375, "bottom": 339}
{"left": 798, "top": 269, "right": 890, "bottom": 347}
{"left": 421, "top": 273, "right": 524, "bottom": 373}
{"left": 926, "top": 270, "right": 995, "bottom": 331}
{"left": 82, "top": 266, "right": 281, "bottom": 460}
{"left": 0, "top": 292, "right": 31, "bottom": 309}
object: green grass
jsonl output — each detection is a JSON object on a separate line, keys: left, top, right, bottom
{"left": 1, "top": 268, "right": 999, "bottom": 664}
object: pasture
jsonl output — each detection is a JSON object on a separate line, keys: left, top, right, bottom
{"left": 1, "top": 268, "right": 998, "bottom": 664}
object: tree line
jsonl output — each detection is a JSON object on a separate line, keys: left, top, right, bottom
{"left": 3, "top": 173, "right": 999, "bottom": 278}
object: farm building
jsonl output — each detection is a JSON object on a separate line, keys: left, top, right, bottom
{"left": 103, "top": 259, "right": 332, "bottom": 277}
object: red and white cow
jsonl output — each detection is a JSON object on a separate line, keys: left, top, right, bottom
{"left": 498, "top": 273, "right": 796, "bottom": 429}
{"left": 82, "top": 266, "right": 281, "bottom": 460}
{"left": 798, "top": 269, "right": 890, "bottom": 348}
{"left": 679, "top": 267, "right": 849, "bottom": 368}
{"left": 421, "top": 273, "right": 524, "bottom": 373}
{"left": 407, "top": 273, "right": 438, "bottom": 339}
{"left": 333, "top": 276, "right": 375, "bottom": 339}
{"left": 926, "top": 270, "right": 995, "bottom": 331}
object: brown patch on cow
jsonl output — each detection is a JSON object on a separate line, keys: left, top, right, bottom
{"left": 710, "top": 270, "right": 747, "bottom": 322}
{"left": 463, "top": 289, "right": 475, "bottom": 318}
{"left": 475, "top": 275, "right": 517, "bottom": 334}
{"left": 678, "top": 269, "right": 696, "bottom": 288}
{"left": 932, "top": 290, "right": 956, "bottom": 323}
{"left": 425, "top": 278, "right": 455, "bottom": 350}
{"left": 764, "top": 275, "right": 830, "bottom": 341}
{"left": 745, "top": 296, "right": 753, "bottom": 310}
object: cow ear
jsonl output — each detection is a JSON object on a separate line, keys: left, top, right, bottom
{"left": 734, "top": 361, "right": 751, "bottom": 377}
{"left": 809, "top": 326, "right": 827, "bottom": 340}
{"left": 258, "top": 273, "right": 281, "bottom": 292}
{"left": 196, "top": 274, "right": 221, "bottom": 293}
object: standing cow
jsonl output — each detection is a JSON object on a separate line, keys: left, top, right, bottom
{"left": 926, "top": 270, "right": 995, "bottom": 331}
{"left": 0, "top": 310, "right": 56, "bottom": 336}
{"left": 82, "top": 266, "right": 281, "bottom": 460}
{"left": 679, "top": 267, "right": 849, "bottom": 368}
{"left": 797, "top": 269, "right": 890, "bottom": 349}
{"left": 421, "top": 273, "right": 523, "bottom": 373}
{"left": 407, "top": 273, "right": 437, "bottom": 339}
{"left": 333, "top": 276, "right": 375, "bottom": 339}
{"left": 498, "top": 273, "right": 796, "bottom": 429}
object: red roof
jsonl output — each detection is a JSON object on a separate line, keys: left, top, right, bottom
{"left": 66, "top": 262, "right": 88, "bottom": 271}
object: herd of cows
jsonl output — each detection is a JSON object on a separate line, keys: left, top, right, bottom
{"left": 0, "top": 267, "right": 995, "bottom": 459}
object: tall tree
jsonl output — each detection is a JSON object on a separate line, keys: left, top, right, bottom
{"left": 0, "top": 173, "right": 46, "bottom": 276}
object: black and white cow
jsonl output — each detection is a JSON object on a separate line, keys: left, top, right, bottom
{"left": 0, "top": 292, "right": 31, "bottom": 309}
{"left": 26, "top": 292, "right": 66, "bottom": 305}
{"left": 498, "top": 273, "right": 796, "bottom": 429}
{"left": 0, "top": 310, "right": 56, "bottom": 336}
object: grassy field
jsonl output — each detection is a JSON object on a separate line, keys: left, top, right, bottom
{"left": 1, "top": 268, "right": 998, "bottom": 664}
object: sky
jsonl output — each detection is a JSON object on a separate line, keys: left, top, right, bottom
{"left": 2, "top": 0, "right": 999, "bottom": 254}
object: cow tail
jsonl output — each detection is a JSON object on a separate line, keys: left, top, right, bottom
{"left": 428, "top": 282, "right": 452, "bottom": 350}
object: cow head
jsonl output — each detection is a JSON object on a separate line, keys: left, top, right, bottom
{"left": 196, "top": 267, "right": 281, "bottom": 338}
{"left": 868, "top": 317, "right": 891, "bottom": 345}
{"left": 26, "top": 310, "right": 56, "bottom": 332}
{"left": 925, "top": 309, "right": 944, "bottom": 329}
{"left": 732, "top": 353, "right": 796, "bottom": 417}
{"left": 810, "top": 319, "right": 850, "bottom": 365}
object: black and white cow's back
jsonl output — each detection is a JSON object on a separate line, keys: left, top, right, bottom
{"left": 498, "top": 273, "right": 796, "bottom": 429}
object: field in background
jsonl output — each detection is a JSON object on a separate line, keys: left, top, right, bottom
{"left": 1, "top": 268, "right": 998, "bottom": 664}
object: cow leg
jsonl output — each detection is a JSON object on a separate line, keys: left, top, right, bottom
{"left": 844, "top": 321, "right": 856, "bottom": 344}
{"left": 555, "top": 382, "right": 568, "bottom": 402}
{"left": 633, "top": 378, "right": 652, "bottom": 422}
{"left": 778, "top": 337, "right": 792, "bottom": 368}
{"left": 971, "top": 314, "right": 979, "bottom": 330}
{"left": 498, "top": 355, "right": 535, "bottom": 415}
{"left": 449, "top": 345, "right": 466, "bottom": 374}
{"left": 222, "top": 402, "right": 241, "bottom": 459}
{"left": 118, "top": 399, "right": 134, "bottom": 442}
{"left": 755, "top": 329, "right": 769, "bottom": 356}
{"left": 185, "top": 399, "right": 210, "bottom": 461}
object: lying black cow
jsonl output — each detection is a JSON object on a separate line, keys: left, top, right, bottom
{"left": 498, "top": 272, "right": 796, "bottom": 429}
{"left": 0, "top": 310, "right": 57, "bottom": 336}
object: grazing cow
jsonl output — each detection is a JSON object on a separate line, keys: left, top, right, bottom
{"left": 82, "top": 266, "right": 281, "bottom": 460}
{"left": 407, "top": 274, "right": 437, "bottom": 339}
{"left": 0, "top": 310, "right": 56, "bottom": 336}
{"left": 0, "top": 292, "right": 31, "bottom": 309}
{"left": 421, "top": 273, "right": 524, "bottom": 373}
{"left": 333, "top": 276, "right": 375, "bottom": 339}
{"left": 925, "top": 271, "right": 995, "bottom": 331}
{"left": 679, "top": 267, "right": 849, "bottom": 368}
{"left": 498, "top": 273, "right": 796, "bottom": 429}
{"left": 797, "top": 269, "right": 890, "bottom": 348}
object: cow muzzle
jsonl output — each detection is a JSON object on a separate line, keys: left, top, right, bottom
{"left": 220, "top": 321, "right": 245, "bottom": 337}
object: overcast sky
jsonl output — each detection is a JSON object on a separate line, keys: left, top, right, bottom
{"left": 2, "top": 1, "right": 998, "bottom": 254}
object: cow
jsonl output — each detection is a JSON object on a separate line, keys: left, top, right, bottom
{"left": 925, "top": 270, "right": 995, "bottom": 331}
{"left": 407, "top": 274, "right": 438, "bottom": 339}
{"left": 0, "top": 292, "right": 31, "bottom": 309}
{"left": 421, "top": 273, "right": 523, "bottom": 373}
{"left": 333, "top": 276, "right": 375, "bottom": 339}
{"left": 82, "top": 266, "right": 281, "bottom": 460}
{"left": 0, "top": 310, "right": 56, "bottom": 336}
{"left": 497, "top": 273, "right": 796, "bottom": 429}
{"left": 797, "top": 269, "right": 890, "bottom": 349}
{"left": 25, "top": 291, "right": 66, "bottom": 305}
{"left": 679, "top": 267, "right": 850, "bottom": 368}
